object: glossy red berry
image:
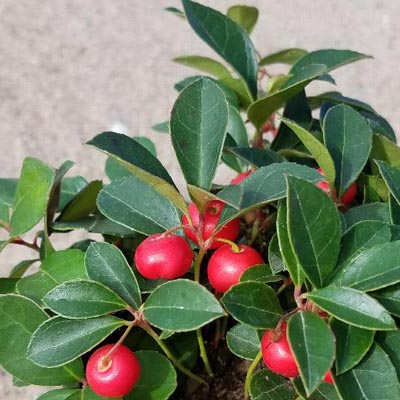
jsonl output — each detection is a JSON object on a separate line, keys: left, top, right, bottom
{"left": 134, "top": 233, "right": 193, "bottom": 279}
{"left": 86, "top": 344, "right": 141, "bottom": 398}
{"left": 231, "top": 171, "right": 252, "bottom": 185}
{"left": 182, "top": 201, "right": 240, "bottom": 249}
{"left": 324, "top": 370, "right": 334, "bottom": 385}
{"left": 261, "top": 322, "right": 299, "bottom": 379}
{"left": 207, "top": 244, "right": 263, "bottom": 293}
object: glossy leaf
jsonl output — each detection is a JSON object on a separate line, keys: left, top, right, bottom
{"left": 65, "top": 386, "right": 118, "bottom": 399}
{"left": 143, "top": 279, "right": 225, "bottom": 331}
{"left": 343, "top": 202, "right": 390, "bottom": 231}
{"left": 226, "top": 5, "right": 258, "bottom": 34}
{"left": 10, "top": 158, "right": 55, "bottom": 237}
{"left": 287, "top": 176, "right": 341, "bottom": 288}
{"left": 335, "top": 344, "right": 400, "bottom": 400}
{"left": 288, "top": 312, "right": 335, "bottom": 395}
{"left": 377, "top": 330, "right": 400, "bottom": 378}
{"left": 390, "top": 194, "right": 400, "bottom": 225}
{"left": 97, "top": 176, "right": 181, "bottom": 236}
{"left": 282, "top": 118, "right": 335, "bottom": 184}
{"left": 37, "top": 389, "right": 79, "bottom": 400}
{"left": 259, "top": 48, "right": 308, "bottom": 66}
{"left": 170, "top": 77, "right": 228, "bottom": 190}
{"left": 182, "top": 0, "right": 258, "bottom": 98}
{"left": 307, "top": 287, "right": 396, "bottom": 330}
{"left": 333, "top": 241, "right": 400, "bottom": 291}
{"left": 248, "top": 64, "right": 326, "bottom": 130}
{"left": 27, "top": 316, "right": 126, "bottom": 367}
{"left": 226, "top": 323, "right": 261, "bottom": 360}
{"left": 221, "top": 281, "right": 282, "bottom": 329}
{"left": 228, "top": 147, "right": 285, "bottom": 168}
{"left": 126, "top": 351, "right": 177, "bottom": 400}
{"left": 331, "top": 318, "right": 374, "bottom": 374}
{"left": 373, "top": 284, "right": 400, "bottom": 317}
{"left": 43, "top": 280, "right": 129, "bottom": 319}
{"left": 240, "top": 264, "right": 283, "bottom": 284}
{"left": 0, "top": 294, "right": 83, "bottom": 385}
{"left": 290, "top": 49, "right": 370, "bottom": 75}
{"left": 85, "top": 242, "right": 141, "bottom": 310}
{"left": 293, "top": 378, "right": 340, "bottom": 400}
{"left": 249, "top": 369, "right": 296, "bottom": 400}
{"left": 323, "top": 104, "right": 372, "bottom": 196}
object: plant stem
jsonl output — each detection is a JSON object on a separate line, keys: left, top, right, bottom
{"left": 194, "top": 247, "right": 206, "bottom": 283}
{"left": 103, "top": 320, "right": 137, "bottom": 361}
{"left": 11, "top": 237, "right": 40, "bottom": 252}
{"left": 244, "top": 351, "right": 263, "bottom": 399}
{"left": 143, "top": 324, "right": 207, "bottom": 385}
{"left": 214, "top": 237, "right": 241, "bottom": 253}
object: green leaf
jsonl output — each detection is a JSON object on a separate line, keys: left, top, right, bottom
{"left": 170, "top": 77, "right": 228, "bottom": 190}
{"left": 376, "top": 160, "right": 400, "bottom": 204}
{"left": 370, "top": 134, "right": 400, "bottom": 168}
{"left": 290, "top": 49, "right": 370, "bottom": 75}
{"left": 226, "top": 323, "right": 261, "bottom": 360}
{"left": 282, "top": 119, "right": 336, "bottom": 184}
{"left": 323, "top": 104, "right": 372, "bottom": 196}
{"left": 228, "top": 147, "right": 285, "bottom": 168}
{"left": 337, "top": 221, "right": 391, "bottom": 268}
{"left": 377, "top": 330, "right": 400, "bottom": 378}
{"left": 240, "top": 264, "right": 283, "bottom": 284}
{"left": 372, "top": 284, "right": 400, "bottom": 317}
{"left": 248, "top": 64, "right": 326, "bottom": 130}
{"left": 125, "top": 351, "right": 177, "bottom": 400}
{"left": 277, "top": 202, "right": 303, "bottom": 285}
{"left": 16, "top": 249, "right": 87, "bottom": 305}
{"left": 165, "top": 6, "right": 185, "bottom": 18}
{"left": 152, "top": 120, "right": 169, "bottom": 133}
{"left": 363, "top": 113, "right": 397, "bottom": 142}
{"left": 227, "top": 105, "right": 249, "bottom": 147}
{"left": 307, "top": 287, "right": 396, "bottom": 330}
{"left": 174, "top": 55, "right": 232, "bottom": 80}
{"left": 43, "top": 280, "right": 129, "bottom": 319}
{"left": 268, "top": 233, "right": 286, "bottom": 274}
{"left": 343, "top": 202, "right": 390, "bottom": 231}
{"left": 0, "top": 278, "right": 19, "bottom": 293}
{"left": 97, "top": 175, "right": 181, "bottom": 236}
{"left": 390, "top": 194, "right": 400, "bottom": 225}
{"left": 182, "top": 0, "right": 258, "bottom": 98}
{"left": 293, "top": 378, "right": 340, "bottom": 400}
{"left": 287, "top": 176, "right": 341, "bottom": 288}
{"left": 37, "top": 389, "right": 80, "bottom": 400}
{"left": 333, "top": 241, "right": 400, "bottom": 291}
{"left": 249, "top": 369, "right": 296, "bottom": 399}
{"left": 85, "top": 242, "right": 141, "bottom": 310}
{"left": 0, "top": 178, "right": 18, "bottom": 207}
{"left": 359, "top": 173, "right": 389, "bottom": 202}
{"left": 288, "top": 312, "right": 335, "bottom": 396}
{"left": 59, "top": 176, "right": 88, "bottom": 211}
{"left": 27, "top": 315, "right": 126, "bottom": 367}
{"left": 331, "top": 318, "right": 374, "bottom": 374}
{"left": 10, "top": 158, "right": 55, "bottom": 237}
{"left": 221, "top": 281, "right": 282, "bottom": 329}
{"left": 143, "top": 279, "right": 225, "bottom": 331}
{"left": 65, "top": 386, "right": 119, "bottom": 400}
{"left": 9, "top": 258, "right": 38, "bottom": 278}
{"left": 58, "top": 180, "right": 102, "bottom": 222}
{"left": 259, "top": 48, "right": 308, "bottom": 66}
{"left": 226, "top": 5, "right": 258, "bottom": 34}
{"left": 335, "top": 344, "right": 400, "bottom": 400}
{"left": 0, "top": 294, "right": 83, "bottom": 385}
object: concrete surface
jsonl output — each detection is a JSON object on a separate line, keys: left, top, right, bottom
{"left": 0, "top": 0, "right": 399, "bottom": 398}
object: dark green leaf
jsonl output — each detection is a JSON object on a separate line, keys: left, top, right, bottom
{"left": 373, "top": 284, "right": 400, "bottom": 317}
{"left": 16, "top": 249, "right": 87, "bottom": 305}
{"left": 0, "top": 178, "right": 18, "bottom": 207}
{"left": 389, "top": 194, "right": 400, "bottom": 225}
{"left": 221, "top": 281, "right": 282, "bottom": 329}
{"left": 290, "top": 49, "right": 370, "bottom": 75}
{"left": 333, "top": 241, "right": 400, "bottom": 291}
{"left": 335, "top": 344, "right": 400, "bottom": 400}
{"left": 59, "top": 176, "right": 88, "bottom": 211}
{"left": 226, "top": 5, "right": 258, "bottom": 34}
{"left": 363, "top": 112, "right": 397, "bottom": 142}
{"left": 249, "top": 369, "right": 296, "bottom": 400}
{"left": 43, "top": 280, "right": 128, "bottom": 318}
{"left": 293, "top": 378, "right": 340, "bottom": 400}
{"left": 343, "top": 202, "right": 390, "bottom": 231}
{"left": 37, "top": 389, "right": 80, "bottom": 400}
{"left": 165, "top": 6, "right": 185, "bottom": 18}
{"left": 143, "top": 279, "right": 225, "bottom": 331}
{"left": 268, "top": 233, "right": 286, "bottom": 274}
{"left": 182, "top": 0, "right": 258, "bottom": 98}
{"left": 58, "top": 180, "right": 102, "bottom": 222}
{"left": 288, "top": 312, "right": 335, "bottom": 395}
{"left": 0, "top": 294, "right": 83, "bottom": 385}
{"left": 27, "top": 316, "right": 126, "bottom": 367}
{"left": 307, "top": 287, "right": 396, "bottom": 330}
{"left": 170, "top": 77, "right": 228, "bottom": 190}
{"left": 226, "top": 323, "right": 261, "bottom": 360}
{"left": 65, "top": 386, "right": 118, "bottom": 399}
{"left": 331, "top": 318, "right": 373, "bottom": 374}
{"left": 228, "top": 147, "right": 285, "bottom": 168}
{"left": 227, "top": 106, "right": 249, "bottom": 147}
{"left": 377, "top": 330, "right": 400, "bottom": 379}
{"left": 10, "top": 158, "right": 55, "bottom": 237}
{"left": 259, "top": 48, "right": 308, "bottom": 66}
{"left": 248, "top": 64, "right": 326, "bottom": 130}
{"left": 85, "top": 242, "right": 141, "bottom": 310}
{"left": 376, "top": 160, "right": 400, "bottom": 205}
{"left": 287, "top": 176, "right": 341, "bottom": 288}
{"left": 0, "top": 278, "right": 19, "bottom": 293}
{"left": 240, "top": 264, "right": 283, "bottom": 284}
{"left": 125, "top": 351, "right": 177, "bottom": 400}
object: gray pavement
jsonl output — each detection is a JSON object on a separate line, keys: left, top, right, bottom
{"left": 0, "top": 1, "right": 399, "bottom": 398}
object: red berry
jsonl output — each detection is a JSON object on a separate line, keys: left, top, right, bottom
{"left": 271, "top": 128, "right": 278, "bottom": 137}
{"left": 262, "top": 122, "right": 271, "bottom": 132}
{"left": 182, "top": 201, "right": 240, "bottom": 249}
{"left": 231, "top": 170, "right": 252, "bottom": 185}
{"left": 207, "top": 244, "right": 263, "bottom": 293}
{"left": 134, "top": 233, "right": 193, "bottom": 279}
{"left": 261, "top": 322, "right": 299, "bottom": 379}
{"left": 86, "top": 344, "right": 141, "bottom": 398}
{"left": 324, "top": 370, "right": 334, "bottom": 385}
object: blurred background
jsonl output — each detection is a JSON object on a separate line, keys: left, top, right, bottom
{"left": 0, "top": 0, "right": 399, "bottom": 397}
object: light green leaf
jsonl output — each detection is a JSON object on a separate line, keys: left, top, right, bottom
{"left": 226, "top": 5, "right": 258, "bottom": 34}
{"left": 259, "top": 48, "right": 308, "bottom": 66}
{"left": 376, "top": 160, "right": 400, "bottom": 205}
